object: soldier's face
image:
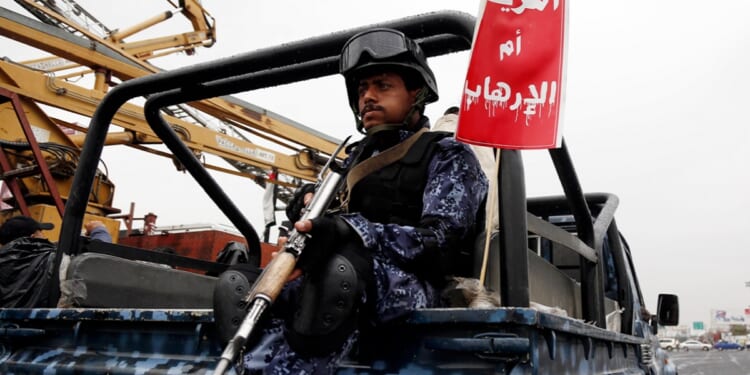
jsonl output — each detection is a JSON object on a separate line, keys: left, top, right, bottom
{"left": 357, "top": 72, "right": 418, "bottom": 130}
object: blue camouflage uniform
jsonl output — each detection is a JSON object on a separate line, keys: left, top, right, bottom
{"left": 242, "top": 121, "right": 488, "bottom": 374}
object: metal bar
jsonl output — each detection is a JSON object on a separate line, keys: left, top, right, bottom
{"left": 0, "top": 89, "right": 30, "bottom": 215}
{"left": 526, "top": 212, "right": 597, "bottom": 262}
{"left": 0, "top": 88, "right": 65, "bottom": 216}
{"left": 0, "top": 148, "right": 31, "bottom": 216}
{"left": 82, "top": 239, "right": 228, "bottom": 274}
{"left": 548, "top": 140, "right": 605, "bottom": 328}
{"left": 143, "top": 92, "right": 261, "bottom": 262}
{"left": 605, "top": 218, "right": 634, "bottom": 334}
{"left": 498, "top": 149, "right": 529, "bottom": 307}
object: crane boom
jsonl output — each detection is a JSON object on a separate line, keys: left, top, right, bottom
{"left": 0, "top": 2, "right": 343, "bottom": 245}
{"left": 0, "top": 4, "right": 342, "bottom": 198}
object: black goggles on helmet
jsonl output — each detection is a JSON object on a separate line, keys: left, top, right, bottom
{"left": 339, "top": 28, "right": 420, "bottom": 74}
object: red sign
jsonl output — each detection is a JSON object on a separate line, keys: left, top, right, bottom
{"left": 456, "top": 0, "right": 567, "bottom": 149}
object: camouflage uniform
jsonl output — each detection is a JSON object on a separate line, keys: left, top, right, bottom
{"left": 241, "top": 124, "right": 488, "bottom": 374}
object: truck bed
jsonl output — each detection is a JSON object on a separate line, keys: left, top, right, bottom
{"left": 1, "top": 306, "right": 649, "bottom": 374}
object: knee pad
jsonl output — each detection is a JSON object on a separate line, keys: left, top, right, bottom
{"left": 213, "top": 263, "right": 262, "bottom": 344}
{"left": 286, "top": 245, "right": 372, "bottom": 357}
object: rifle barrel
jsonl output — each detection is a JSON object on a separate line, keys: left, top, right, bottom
{"left": 215, "top": 297, "right": 268, "bottom": 374}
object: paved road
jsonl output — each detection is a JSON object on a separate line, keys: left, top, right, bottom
{"left": 669, "top": 349, "right": 750, "bottom": 375}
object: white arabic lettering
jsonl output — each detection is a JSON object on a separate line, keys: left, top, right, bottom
{"left": 482, "top": 76, "right": 512, "bottom": 116}
{"left": 493, "top": 0, "right": 560, "bottom": 14}
{"left": 499, "top": 29, "right": 522, "bottom": 61}
{"left": 463, "top": 81, "right": 481, "bottom": 111}
{"left": 519, "top": 81, "right": 557, "bottom": 125}
{"left": 483, "top": 76, "right": 511, "bottom": 102}
{"left": 463, "top": 78, "right": 558, "bottom": 125}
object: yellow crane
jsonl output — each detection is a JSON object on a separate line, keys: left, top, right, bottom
{"left": 0, "top": 1, "right": 339, "bottom": 242}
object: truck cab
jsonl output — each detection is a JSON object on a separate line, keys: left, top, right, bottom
{"left": 0, "top": 10, "right": 678, "bottom": 375}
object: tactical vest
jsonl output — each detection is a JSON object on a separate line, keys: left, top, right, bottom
{"left": 347, "top": 131, "right": 452, "bottom": 227}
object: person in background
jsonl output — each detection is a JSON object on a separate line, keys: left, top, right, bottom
{"left": 0, "top": 216, "right": 112, "bottom": 246}
{"left": 83, "top": 220, "right": 113, "bottom": 243}
{"left": 0, "top": 216, "right": 112, "bottom": 308}
{"left": 433, "top": 105, "right": 498, "bottom": 231}
{"left": 220, "top": 28, "right": 487, "bottom": 374}
{"left": 0, "top": 215, "right": 55, "bottom": 246}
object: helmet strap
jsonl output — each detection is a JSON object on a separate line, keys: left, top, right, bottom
{"left": 400, "top": 88, "right": 430, "bottom": 131}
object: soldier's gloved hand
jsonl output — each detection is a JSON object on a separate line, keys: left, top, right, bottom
{"left": 286, "top": 183, "right": 316, "bottom": 223}
{"left": 295, "top": 215, "right": 358, "bottom": 272}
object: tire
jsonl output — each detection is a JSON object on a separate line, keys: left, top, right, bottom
{"left": 666, "top": 346, "right": 673, "bottom": 352}
{"left": 702, "top": 347, "right": 709, "bottom": 351}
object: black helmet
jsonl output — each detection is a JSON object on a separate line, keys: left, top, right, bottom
{"left": 340, "top": 28, "right": 439, "bottom": 113}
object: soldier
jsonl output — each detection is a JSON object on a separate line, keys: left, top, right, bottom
{"left": 216, "top": 28, "right": 487, "bottom": 374}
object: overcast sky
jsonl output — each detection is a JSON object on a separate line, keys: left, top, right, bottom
{"left": 2, "top": 1, "right": 749, "bottom": 329}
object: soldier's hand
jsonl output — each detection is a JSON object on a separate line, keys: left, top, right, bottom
{"left": 295, "top": 215, "right": 357, "bottom": 272}
{"left": 285, "top": 183, "right": 316, "bottom": 222}
{"left": 84, "top": 220, "right": 105, "bottom": 236}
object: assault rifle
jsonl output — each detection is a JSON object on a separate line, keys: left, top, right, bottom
{"left": 215, "top": 136, "right": 352, "bottom": 374}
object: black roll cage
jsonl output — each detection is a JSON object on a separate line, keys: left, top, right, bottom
{"left": 54, "top": 10, "right": 610, "bottom": 327}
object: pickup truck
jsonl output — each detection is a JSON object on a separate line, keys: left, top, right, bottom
{"left": 0, "top": 10, "right": 679, "bottom": 374}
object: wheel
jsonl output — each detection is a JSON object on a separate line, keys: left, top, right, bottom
{"left": 702, "top": 347, "right": 709, "bottom": 351}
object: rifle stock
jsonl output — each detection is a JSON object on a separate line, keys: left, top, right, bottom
{"left": 247, "top": 251, "right": 297, "bottom": 303}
